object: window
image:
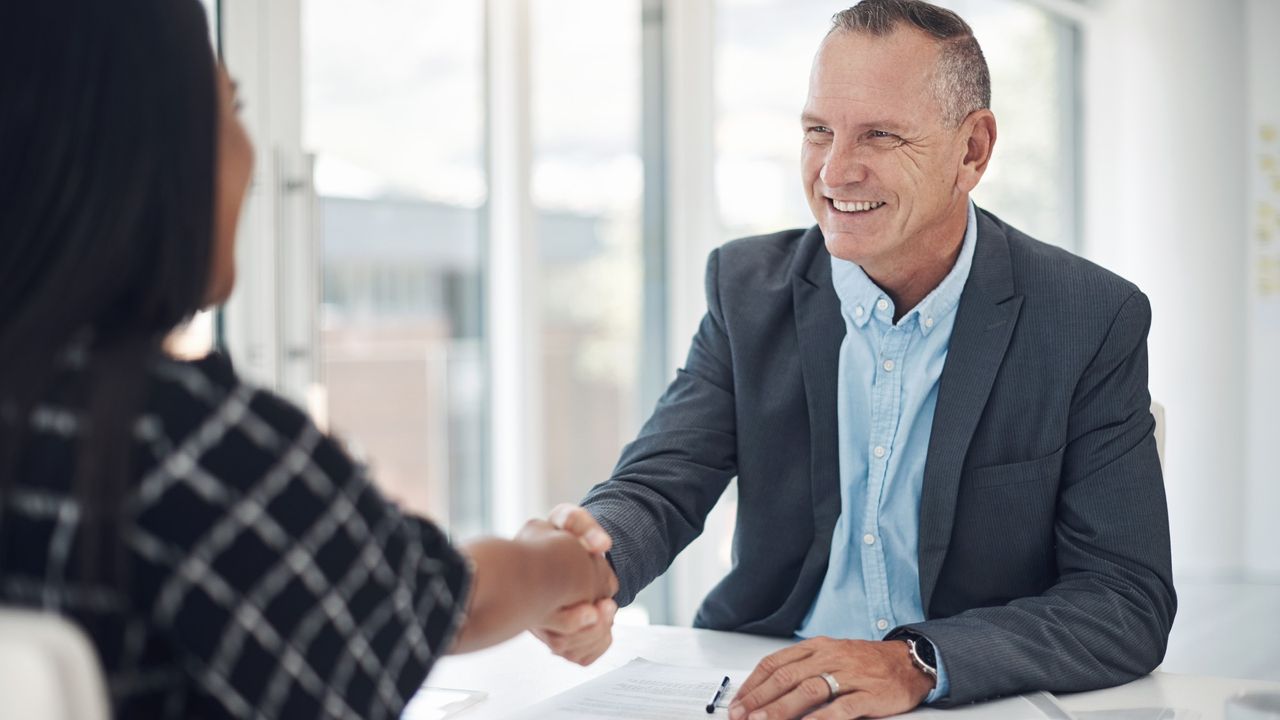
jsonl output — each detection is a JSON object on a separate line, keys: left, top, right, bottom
{"left": 531, "top": 0, "right": 647, "bottom": 532}
{"left": 302, "top": 0, "right": 488, "bottom": 537}
{"left": 960, "top": 0, "right": 1078, "bottom": 249}
{"left": 296, "top": 0, "right": 655, "bottom": 549}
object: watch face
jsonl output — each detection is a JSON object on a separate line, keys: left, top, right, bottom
{"left": 913, "top": 637, "right": 936, "bottom": 668}
{"left": 890, "top": 629, "right": 938, "bottom": 672}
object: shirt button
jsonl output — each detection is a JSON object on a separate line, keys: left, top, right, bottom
{"left": 876, "top": 299, "right": 889, "bottom": 311}
{"left": 882, "top": 359, "right": 895, "bottom": 372}
{"left": 924, "top": 317, "right": 934, "bottom": 328}
{"left": 863, "top": 533, "right": 876, "bottom": 545}
{"left": 873, "top": 446, "right": 886, "bottom": 458}
{"left": 877, "top": 619, "right": 890, "bottom": 631}
{"left": 854, "top": 305, "right": 865, "bottom": 317}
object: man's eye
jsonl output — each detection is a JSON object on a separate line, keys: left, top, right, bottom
{"left": 870, "top": 130, "right": 897, "bottom": 139}
{"left": 805, "top": 126, "right": 833, "bottom": 136}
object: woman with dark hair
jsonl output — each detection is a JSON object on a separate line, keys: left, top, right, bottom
{"left": 0, "top": 1, "right": 616, "bottom": 717}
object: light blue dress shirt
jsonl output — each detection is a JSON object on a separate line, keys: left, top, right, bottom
{"left": 795, "top": 201, "right": 977, "bottom": 703}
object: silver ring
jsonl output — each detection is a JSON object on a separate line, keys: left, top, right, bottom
{"left": 819, "top": 671, "right": 840, "bottom": 700}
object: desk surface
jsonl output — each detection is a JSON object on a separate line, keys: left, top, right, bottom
{"left": 424, "top": 625, "right": 1280, "bottom": 720}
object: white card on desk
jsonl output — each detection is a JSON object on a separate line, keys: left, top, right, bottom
{"left": 910, "top": 691, "right": 1075, "bottom": 719}
{"left": 402, "top": 686, "right": 488, "bottom": 720}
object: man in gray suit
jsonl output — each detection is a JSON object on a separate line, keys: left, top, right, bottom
{"left": 535, "top": 1, "right": 1175, "bottom": 717}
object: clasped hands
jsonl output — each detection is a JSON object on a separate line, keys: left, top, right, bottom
{"left": 530, "top": 507, "right": 935, "bottom": 719}
{"left": 524, "top": 503, "right": 621, "bottom": 665}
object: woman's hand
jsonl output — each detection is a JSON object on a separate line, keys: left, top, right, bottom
{"left": 529, "top": 505, "right": 620, "bottom": 665}
{"left": 451, "top": 508, "right": 617, "bottom": 655}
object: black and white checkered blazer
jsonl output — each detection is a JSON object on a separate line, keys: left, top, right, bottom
{"left": 1, "top": 350, "right": 471, "bottom": 719}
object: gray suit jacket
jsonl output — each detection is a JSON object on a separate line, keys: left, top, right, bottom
{"left": 581, "top": 208, "right": 1176, "bottom": 705}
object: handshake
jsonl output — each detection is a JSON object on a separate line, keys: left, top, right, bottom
{"left": 453, "top": 503, "right": 620, "bottom": 663}
{"left": 525, "top": 504, "right": 621, "bottom": 665}
{"left": 459, "top": 505, "right": 940, "bottom": 720}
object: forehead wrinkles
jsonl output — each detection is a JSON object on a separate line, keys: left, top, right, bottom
{"left": 805, "top": 84, "right": 920, "bottom": 131}
{"left": 809, "top": 58, "right": 932, "bottom": 97}
{"left": 808, "top": 83, "right": 901, "bottom": 108}
{"left": 808, "top": 81, "right": 944, "bottom": 134}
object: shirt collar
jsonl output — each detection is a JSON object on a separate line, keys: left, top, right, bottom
{"left": 830, "top": 199, "right": 977, "bottom": 336}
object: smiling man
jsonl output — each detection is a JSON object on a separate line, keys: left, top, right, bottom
{"left": 534, "top": 1, "right": 1176, "bottom": 717}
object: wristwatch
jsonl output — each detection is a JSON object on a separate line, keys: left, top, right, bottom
{"left": 892, "top": 630, "right": 938, "bottom": 681}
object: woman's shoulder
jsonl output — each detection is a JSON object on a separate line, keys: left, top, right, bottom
{"left": 144, "top": 352, "right": 310, "bottom": 437}
{"left": 144, "top": 351, "right": 242, "bottom": 413}
{"left": 130, "top": 357, "right": 469, "bottom": 720}
{"left": 129, "top": 351, "right": 365, "bottom": 574}
{"left": 138, "top": 352, "right": 343, "bottom": 495}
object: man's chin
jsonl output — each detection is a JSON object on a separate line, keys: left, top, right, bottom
{"left": 822, "top": 230, "right": 881, "bottom": 265}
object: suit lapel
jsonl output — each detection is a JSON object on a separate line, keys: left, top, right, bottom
{"left": 918, "top": 211, "right": 1022, "bottom": 612}
{"left": 791, "top": 228, "right": 845, "bottom": 560}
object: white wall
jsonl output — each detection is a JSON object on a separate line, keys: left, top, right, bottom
{"left": 1244, "top": 0, "right": 1280, "bottom": 578}
{"left": 1082, "top": 0, "right": 1254, "bottom": 579}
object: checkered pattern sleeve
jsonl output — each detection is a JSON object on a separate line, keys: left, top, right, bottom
{"left": 127, "top": 357, "right": 471, "bottom": 720}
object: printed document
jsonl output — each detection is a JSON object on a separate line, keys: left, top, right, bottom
{"left": 508, "top": 658, "right": 1074, "bottom": 720}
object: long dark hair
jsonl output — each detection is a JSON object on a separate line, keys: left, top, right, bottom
{"left": 0, "top": 0, "right": 220, "bottom": 580}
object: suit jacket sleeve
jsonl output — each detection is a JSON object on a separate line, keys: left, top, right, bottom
{"left": 899, "top": 290, "right": 1177, "bottom": 706}
{"left": 580, "top": 248, "right": 739, "bottom": 607}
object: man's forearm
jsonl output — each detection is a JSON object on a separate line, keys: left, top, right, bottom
{"left": 901, "top": 565, "right": 1174, "bottom": 706}
{"left": 584, "top": 493, "right": 674, "bottom": 606}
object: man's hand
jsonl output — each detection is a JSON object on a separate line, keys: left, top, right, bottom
{"left": 512, "top": 517, "right": 618, "bottom": 599}
{"left": 530, "top": 504, "right": 620, "bottom": 665}
{"left": 728, "top": 637, "right": 934, "bottom": 720}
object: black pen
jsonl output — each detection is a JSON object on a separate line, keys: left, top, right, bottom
{"left": 705, "top": 675, "right": 730, "bottom": 714}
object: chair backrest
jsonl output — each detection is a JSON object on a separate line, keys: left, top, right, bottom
{"left": 0, "top": 608, "right": 109, "bottom": 720}
{"left": 1151, "top": 401, "right": 1166, "bottom": 471}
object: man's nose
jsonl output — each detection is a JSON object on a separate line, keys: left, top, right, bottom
{"left": 819, "top": 139, "right": 869, "bottom": 187}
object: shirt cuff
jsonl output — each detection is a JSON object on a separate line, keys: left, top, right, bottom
{"left": 923, "top": 640, "right": 949, "bottom": 704}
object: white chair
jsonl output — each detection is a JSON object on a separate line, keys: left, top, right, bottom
{"left": 0, "top": 608, "right": 109, "bottom": 720}
{"left": 1151, "top": 401, "right": 1166, "bottom": 471}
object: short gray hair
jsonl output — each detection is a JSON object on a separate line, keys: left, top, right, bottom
{"left": 830, "top": 0, "right": 990, "bottom": 127}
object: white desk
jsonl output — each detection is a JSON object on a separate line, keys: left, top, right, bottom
{"left": 423, "top": 625, "right": 1280, "bottom": 720}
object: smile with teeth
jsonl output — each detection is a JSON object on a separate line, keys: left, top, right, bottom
{"left": 831, "top": 199, "right": 885, "bottom": 213}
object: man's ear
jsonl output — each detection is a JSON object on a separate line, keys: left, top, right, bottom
{"left": 957, "top": 109, "right": 997, "bottom": 194}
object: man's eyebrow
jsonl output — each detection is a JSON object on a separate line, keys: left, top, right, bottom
{"left": 865, "top": 121, "right": 911, "bottom": 134}
{"left": 800, "top": 114, "right": 914, "bottom": 134}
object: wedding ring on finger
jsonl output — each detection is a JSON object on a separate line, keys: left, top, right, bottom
{"left": 819, "top": 671, "right": 840, "bottom": 701}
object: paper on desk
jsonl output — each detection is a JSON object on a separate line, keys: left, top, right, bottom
{"left": 507, "top": 657, "right": 1076, "bottom": 720}
{"left": 507, "top": 658, "right": 747, "bottom": 719}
